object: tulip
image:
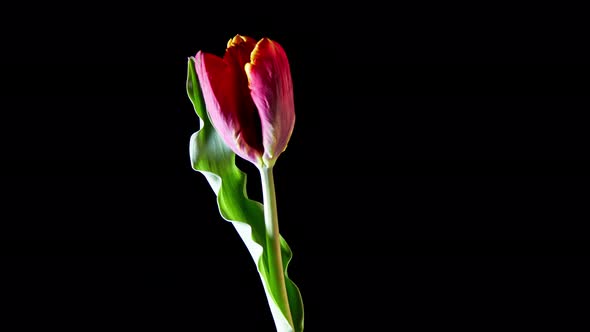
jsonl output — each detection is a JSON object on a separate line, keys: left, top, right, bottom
{"left": 188, "top": 35, "right": 302, "bottom": 332}
{"left": 194, "top": 34, "right": 295, "bottom": 168}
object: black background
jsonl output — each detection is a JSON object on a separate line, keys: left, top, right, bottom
{"left": 1, "top": 4, "right": 588, "bottom": 331}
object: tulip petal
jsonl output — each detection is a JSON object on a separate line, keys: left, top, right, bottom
{"left": 195, "top": 36, "right": 263, "bottom": 165}
{"left": 245, "top": 38, "right": 295, "bottom": 166}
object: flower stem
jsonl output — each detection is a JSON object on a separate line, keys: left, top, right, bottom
{"left": 259, "top": 165, "right": 294, "bottom": 330}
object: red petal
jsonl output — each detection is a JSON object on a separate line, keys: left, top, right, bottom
{"left": 194, "top": 35, "right": 263, "bottom": 165}
{"left": 245, "top": 38, "right": 295, "bottom": 165}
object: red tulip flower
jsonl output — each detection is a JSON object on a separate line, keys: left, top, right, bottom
{"left": 187, "top": 35, "right": 303, "bottom": 332}
{"left": 194, "top": 35, "right": 295, "bottom": 167}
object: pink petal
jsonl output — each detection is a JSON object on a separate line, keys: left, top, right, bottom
{"left": 245, "top": 38, "right": 295, "bottom": 166}
{"left": 194, "top": 35, "right": 263, "bottom": 165}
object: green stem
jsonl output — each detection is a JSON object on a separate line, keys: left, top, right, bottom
{"left": 259, "top": 165, "right": 294, "bottom": 329}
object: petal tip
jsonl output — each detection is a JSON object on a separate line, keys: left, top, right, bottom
{"left": 227, "top": 34, "right": 255, "bottom": 48}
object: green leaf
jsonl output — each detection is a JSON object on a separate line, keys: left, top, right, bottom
{"left": 187, "top": 57, "right": 304, "bottom": 332}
